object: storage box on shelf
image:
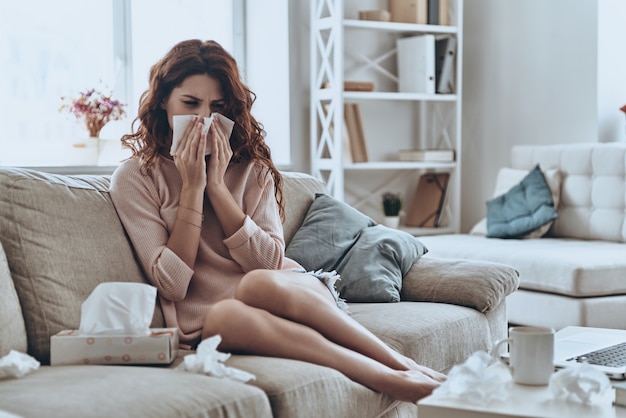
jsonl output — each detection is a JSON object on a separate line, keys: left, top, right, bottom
{"left": 310, "top": 0, "right": 463, "bottom": 236}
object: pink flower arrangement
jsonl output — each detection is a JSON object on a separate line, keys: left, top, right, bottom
{"left": 60, "top": 88, "right": 127, "bottom": 137}
{"left": 620, "top": 104, "right": 626, "bottom": 114}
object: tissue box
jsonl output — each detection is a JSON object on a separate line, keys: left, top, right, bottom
{"left": 50, "top": 328, "right": 179, "bottom": 366}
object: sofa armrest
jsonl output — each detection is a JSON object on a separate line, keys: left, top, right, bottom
{"left": 400, "top": 257, "right": 520, "bottom": 312}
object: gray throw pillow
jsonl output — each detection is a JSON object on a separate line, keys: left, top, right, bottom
{"left": 486, "top": 164, "right": 558, "bottom": 238}
{"left": 285, "top": 194, "right": 428, "bottom": 303}
{"left": 335, "top": 225, "right": 428, "bottom": 302}
{"left": 285, "top": 193, "right": 375, "bottom": 271}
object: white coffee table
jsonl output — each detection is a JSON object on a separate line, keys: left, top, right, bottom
{"left": 418, "top": 379, "right": 626, "bottom": 418}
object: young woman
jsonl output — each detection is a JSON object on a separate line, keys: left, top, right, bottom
{"left": 109, "top": 39, "right": 445, "bottom": 403}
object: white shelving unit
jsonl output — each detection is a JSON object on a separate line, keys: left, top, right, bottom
{"left": 310, "top": 0, "right": 463, "bottom": 235}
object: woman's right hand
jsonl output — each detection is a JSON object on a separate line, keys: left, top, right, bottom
{"left": 173, "top": 115, "right": 207, "bottom": 191}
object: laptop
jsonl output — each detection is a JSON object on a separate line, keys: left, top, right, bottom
{"left": 553, "top": 326, "right": 626, "bottom": 380}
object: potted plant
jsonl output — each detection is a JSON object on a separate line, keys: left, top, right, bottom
{"left": 382, "top": 192, "right": 402, "bottom": 228}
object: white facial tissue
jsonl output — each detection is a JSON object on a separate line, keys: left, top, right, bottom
{"left": 170, "top": 113, "right": 235, "bottom": 156}
{"left": 79, "top": 282, "right": 156, "bottom": 336}
{"left": 0, "top": 350, "right": 40, "bottom": 379}
{"left": 178, "top": 335, "right": 255, "bottom": 383}
{"left": 549, "top": 362, "right": 610, "bottom": 404}
{"left": 430, "top": 351, "right": 512, "bottom": 405}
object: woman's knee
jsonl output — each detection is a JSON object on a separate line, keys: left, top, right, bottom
{"left": 203, "top": 299, "right": 247, "bottom": 339}
{"left": 235, "top": 269, "right": 283, "bottom": 303}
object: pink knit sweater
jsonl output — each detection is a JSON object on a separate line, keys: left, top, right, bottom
{"left": 109, "top": 156, "right": 302, "bottom": 346}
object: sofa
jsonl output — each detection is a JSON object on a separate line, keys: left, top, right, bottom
{"left": 419, "top": 142, "right": 626, "bottom": 331}
{"left": 0, "top": 167, "right": 519, "bottom": 418}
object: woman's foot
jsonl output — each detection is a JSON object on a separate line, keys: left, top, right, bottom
{"left": 377, "top": 369, "right": 445, "bottom": 403}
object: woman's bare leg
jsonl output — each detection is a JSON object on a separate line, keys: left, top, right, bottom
{"left": 234, "top": 269, "right": 445, "bottom": 382}
{"left": 202, "top": 299, "right": 441, "bottom": 402}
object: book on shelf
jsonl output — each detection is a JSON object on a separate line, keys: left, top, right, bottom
{"left": 435, "top": 36, "right": 456, "bottom": 94}
{"left": 397, "top": 34, "right": 436, "bottom": 94}
{"left": 428, "top": 0, "right": 450, "bottom": 25}
{"left": 322, "top": 104, "right": 352, "bottom": 164}
{"left": 428, "top": 0, "right": 439, "bottom": 24}
{"left": 438, "top": 0, "right": 449, "bottom": 25}
{"left": 398, "top": 149, "right": 455, "bottom": 162}
{"left": 404, "top": 173, "right": 450, "bottom": 228}
{"left": 321, "top": 81, "right": 375, "bottom": 92}
{"left": 344, "top": 103, "right": 368, "bottom": 163}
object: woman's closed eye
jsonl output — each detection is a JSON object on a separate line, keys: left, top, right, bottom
{"left": 211, "top": 102, "right": 225, "bottom": 112}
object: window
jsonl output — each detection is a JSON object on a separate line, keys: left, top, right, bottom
{"left": 0, "top": 0, "right": 290, "bottom": 169}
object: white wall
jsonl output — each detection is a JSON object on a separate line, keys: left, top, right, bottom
{"left": 461, "top": 0, "right": 599, "bottom": 231}
{"left": 597, "top": 0, "right": 626, "bottom": 144}
{"left": 462, "top": 0, "right": 626, "bottom": 232}
{"left": 289, "top": 0, "right": 626, "bottom": 231}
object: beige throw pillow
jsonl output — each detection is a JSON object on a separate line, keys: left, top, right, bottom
{"left": 470, "top": 167, "right": 562, "bottom": 238}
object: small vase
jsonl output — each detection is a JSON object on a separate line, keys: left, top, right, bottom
{"left": 73, "top": 136, "right": 100, "bottom": 149}
{"left": 382, "top": 216, "right": 400, "bottom": 229}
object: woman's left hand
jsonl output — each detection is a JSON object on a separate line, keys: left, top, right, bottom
{"left": 206, "top": 117, "right": 233, "bottom": 192}
{"left": 205, "top": 117, "right": 245, "bottom": 236}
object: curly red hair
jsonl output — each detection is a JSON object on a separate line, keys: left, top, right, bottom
{"left": 121, "top": 39, "right": 285, "bottom": 220}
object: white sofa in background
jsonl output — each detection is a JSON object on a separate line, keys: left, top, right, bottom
{"left": 420, "top": 142, "right": 626, "bottom": 331}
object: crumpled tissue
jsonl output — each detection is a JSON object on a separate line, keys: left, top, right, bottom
{"left": 430, "top": 351, "right": 512, "bottom": 405}
{"left": 177, "top": 335, "right": 255, "bottom": 383}
{"left": 549, "top": 362, "right": 610, "bottom": 404}
{"left": 0, "top": 350, "right": 40, "bottom": 379}
{"left": 170, "top": 113, "right": 235, "bottom": 156}
{"left": 79, "top": 282, "right": 156, "bottom": 335}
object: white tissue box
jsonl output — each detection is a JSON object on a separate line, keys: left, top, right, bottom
{"left": 50, "top": 328, "right": 179, "bottom": 366}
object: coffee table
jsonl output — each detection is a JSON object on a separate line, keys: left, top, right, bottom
{"left": 418, "top": 378, "right": 626, "bottom": 418}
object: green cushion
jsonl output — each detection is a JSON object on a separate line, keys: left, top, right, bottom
{"left": 486, "top": 165, "right": 558, "bottom": 238}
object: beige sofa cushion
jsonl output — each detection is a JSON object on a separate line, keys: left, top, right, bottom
{"left": 401, "top": 257, "right": 519, "bottom": 312}
{"left": 228, "top": 355, "right": 403, "bottom": 418}
{"left": 0, "top": 168, "right": 164, "bottom": 364}
{"left": 0, "top": 365, "right": 271, "bottom": 418}
{"left": 0, "top": 241, "right": 27, "bottom": 356}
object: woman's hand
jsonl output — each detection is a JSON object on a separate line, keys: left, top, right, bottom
{"left": 205, "top": 116, "right": 245, "bottom": 237}
{"left": 173, "top": 116, "right": 207, "bottom": 192}
{"left": 169, "top": 115, "right": 207, "bottom": 268}
{"left": 206, "top": 116, "right": 233, "bottom": 192}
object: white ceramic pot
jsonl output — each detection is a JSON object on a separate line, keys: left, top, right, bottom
{"left": 382, "top": 216, "right": 400, "bottom": 228}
